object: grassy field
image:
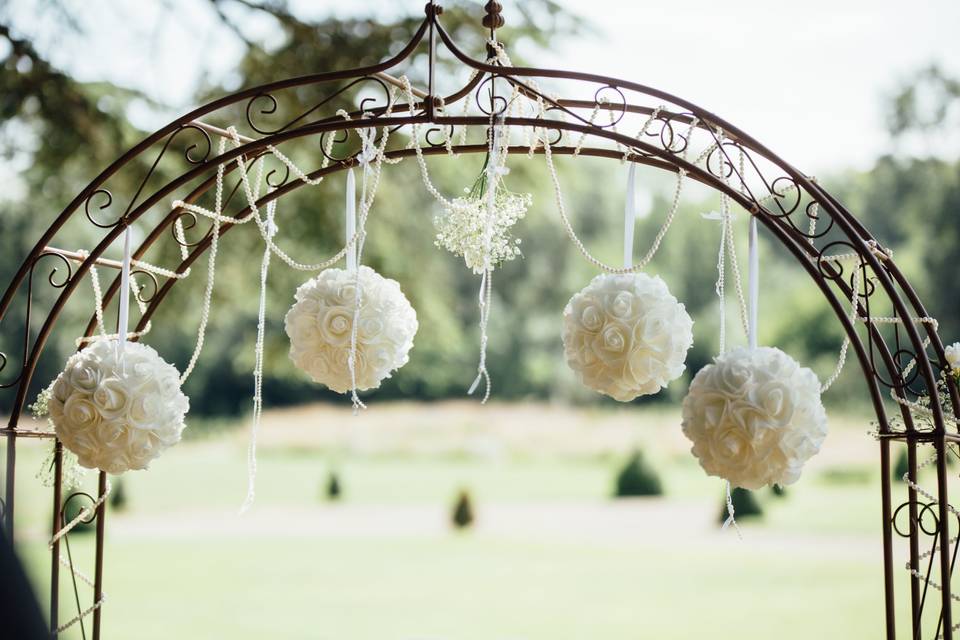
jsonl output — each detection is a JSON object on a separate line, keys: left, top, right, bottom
{"left": 4, "top": 401, "right": 941, "bottom": 639}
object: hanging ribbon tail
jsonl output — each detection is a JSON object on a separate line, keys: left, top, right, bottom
{"left": 346, "top": 168, "right": 357, "bottom": 272}
{"left": 116, "top": 226, "right": 132, "bottom": 368}
{"left": 721, "top": 481, "right": 743, "bottom": 539}
{"left": 747, "top": 215, "right": 759, "bottom": 350}
{"left": 624, "top": 162, "right": 637, "bottom": 268}
{"left": 467, "top": 372, "right": 483, "bottom": 396}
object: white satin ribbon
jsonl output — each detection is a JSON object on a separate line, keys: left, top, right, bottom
{"left": 345, "top": 168, "right": 357, "bottom": 272}
{"left": 624, "top": 163, "right": 637, "bottom": 268}
{"left": 747, "top": 215, "right": 759, "bottom": 350}
{"left": 116, "top": 226, "right": 132, "bottom": 367}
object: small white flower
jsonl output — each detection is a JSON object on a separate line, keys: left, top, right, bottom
{"left": 434, "top": 187, "right": 531, "bottom": 275}
{"left": 946, "top": 342, "right": 960, "bottom": 371}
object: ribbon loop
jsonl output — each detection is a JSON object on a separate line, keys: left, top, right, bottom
{"left": 116, "top": 226, "right": 132, "bottom": 368}
{"left": 747, "top": 216, "right": 759, "bottom": 350}
{"left": 624, "top": 163, "right": 637, "bottom": 269}
{"left": 345, "top": 168, "right": 357, "bottom": 272}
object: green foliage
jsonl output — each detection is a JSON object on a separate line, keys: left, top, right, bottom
{"left": 613, "top": 450, "right": 663, "bottom": 497}
{"left": 718, "top": 487, "right": 762, "bottom": 525}
{"left": 451, "top": 489, "right": 474, "bottom": 530}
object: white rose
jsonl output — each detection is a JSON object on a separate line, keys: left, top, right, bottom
{"left": 319, "top": 306, "right": 353, "bottom": 346}
{"left": 92, "top": 377, "right": 130, "bottom": 420}
{"left": 66, "top": 361, "right": 101, "bottom": 393}
{"left": 61, "top": 394, "right": 101, "bottom": 431}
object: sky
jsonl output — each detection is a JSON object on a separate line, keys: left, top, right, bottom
{"left": 4, "top": 0, "right": 959, "bottom": 174}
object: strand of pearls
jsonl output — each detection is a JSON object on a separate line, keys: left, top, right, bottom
{"left": 403, "top": 76, "right": 455, "bottom": 209}
{"left": 240, "top": 195, "right": 277, "bottom": 513}
{"left": 721, "top": 481, "right": 743, "bottom": 539}
{"left": 820, "top": 267, "right": 859, "bottom": 393}
{"left": 179, "top": 135, "right": 227, "bottom": 383}
{"left": 712, "top": 136, "right": 746, "bottom": 537}
{"left": 48, "top": 478, "right": 112, "bottom": 632}
{"left": 541, "top": 106, "right": 696, "bottom": 274}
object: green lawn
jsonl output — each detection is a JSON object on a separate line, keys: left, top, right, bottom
{"left": 5, "top": 403, "right": 941, "bottom": 639}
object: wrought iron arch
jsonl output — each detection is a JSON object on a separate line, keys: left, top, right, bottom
{"left": 1, "top": 3, "right": 958, "bottom": 638}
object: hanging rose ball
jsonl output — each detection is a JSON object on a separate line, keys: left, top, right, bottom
{"left": 47, "top": 340, "right": 189, "bottom": 475}
{"left": 561, "top": 273, "right": 694, "bottom": 401}
{"left": 681, "top": 346, "right": 828, "bottom": 490}
{"left": 284, "top": 266, "right": 418, "bottom": 393}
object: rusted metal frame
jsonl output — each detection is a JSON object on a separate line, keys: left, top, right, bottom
{"left": 0, "top": 11, "right": 948, "bottom": 633}
{"left": 48, "top": 124, "right": 893, "bottom": 640}
{"left": 0, "top": 17, "right": 430, "bottom": 327}
{"left": 806, "top": 185, "right": 955, "bottom": 638}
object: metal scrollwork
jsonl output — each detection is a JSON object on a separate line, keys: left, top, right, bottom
{"left": 84, "top": 189, "right": 118, "bottom": 229}
{"left": 246, "top": 76, "right": 392, "bottom": 136}
{"left": 130, "top": 270, "right": 159, "bottom": 304}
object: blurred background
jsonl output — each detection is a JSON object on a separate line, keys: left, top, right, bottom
{"left": 1, "top": 0, "right": 959, "bottom": 638}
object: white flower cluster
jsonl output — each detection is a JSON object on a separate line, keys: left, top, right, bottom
{"left": 562, "top": 273, "right": 694, "bottom": 401}
{"left": 434, "top": 190, "right": 531, "bottom": 274}
{"left": 285, "top": 266, "right": 418, "bottom": 393}
{"left": 681, "top": 346, "right": 828, "bottom": 490}
{"left": 48, "top": 340, "right": 189, "bottom": 474}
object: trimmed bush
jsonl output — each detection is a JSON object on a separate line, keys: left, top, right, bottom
{"left": 613, "top": 450, "right": 663, "bottom": 497}
{"left": 894, "top": 449, "right": 909, "bottom": 483}
{"left": 718, "top": 487, "right": 763, "bottom": 525}
{"left": 451, "top": 489, "right": 474, "bottom": 530}
{"left": 109, "top": 478, "right": 128, "bottom": 511}
{"left": 325, "top": 471, "right": 342, "bottom": 501}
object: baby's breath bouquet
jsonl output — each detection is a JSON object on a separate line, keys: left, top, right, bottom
{"left": 434, "top": 155, "right": 531, "bottom": 274}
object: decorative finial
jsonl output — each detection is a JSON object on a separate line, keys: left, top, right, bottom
{"left": 482, "top": 1, "right": 505, "bottom": 32}
{"left": 424, "top": 2, "right": 443, "bottom": 18}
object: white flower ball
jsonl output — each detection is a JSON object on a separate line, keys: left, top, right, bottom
{"left": 284, "top": 266, "right": 418, "bottom": 393}
{"left": 562, "top": 272, "right": 694, "bottom": 401}
{"left": 681, "top": 346, "right": 828, "bottom": 490}
{"left": 47, "top": 340, "right": 189, "bottom": 474}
